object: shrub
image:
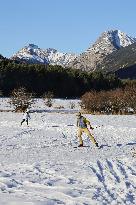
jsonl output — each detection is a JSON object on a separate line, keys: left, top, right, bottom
{"left": 81, "top": 86, "right": 136, "bottom": 114}
{"left": 9, "top": 87, "right": 34, "bottom": 112}
{"left": 69, "top": 101, "right": 75, "bottom": 109}
{"left": 43, "top": 91, "right": 54, "bottom": 107}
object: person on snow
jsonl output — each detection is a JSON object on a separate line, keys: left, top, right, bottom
{"left": 21, "top": 108, "right": 30, "bottom": 126}
{"left": 76, "top": 112, "right": 99, "bottom": 147}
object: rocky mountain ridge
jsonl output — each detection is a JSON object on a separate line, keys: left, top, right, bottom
{"left": 9, "top": 29, "right": 136, "bottom": 72}
{"left": 11, "top": 44, "right": 77, "bottom": 67}
{"left": 70, "top": 30, "right": 136, "bottom": 71}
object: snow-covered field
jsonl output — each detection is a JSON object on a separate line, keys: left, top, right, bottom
{"left": 0, "top": 99, "right": 136, "bottom": 205}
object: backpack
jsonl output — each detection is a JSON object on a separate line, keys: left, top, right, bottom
{"left": 78, "top": 116, "right": 87, "bottom": 128}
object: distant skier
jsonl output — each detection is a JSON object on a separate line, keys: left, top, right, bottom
{"left": 76, "top": 112, "right": 99, "bottom": 147}
{"left": 21, "top": 108, "right": 30, "bottom": 126}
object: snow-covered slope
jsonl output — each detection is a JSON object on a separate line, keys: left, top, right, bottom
{"left": 0, "top": 99, "right": 136, "bottom": 204}
{"left": 70, "top": 30, "right": 136, "bottom": 71}
{"left": 11, "top": 44, "right": 77, "bottom": 67}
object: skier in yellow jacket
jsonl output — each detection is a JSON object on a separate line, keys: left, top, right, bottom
{"left": 76, "top": 112, "right": 99, "bottom": 147}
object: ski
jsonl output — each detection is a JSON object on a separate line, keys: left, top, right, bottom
{"left": 73, "top": 145, "right": 90, "bottom": 148}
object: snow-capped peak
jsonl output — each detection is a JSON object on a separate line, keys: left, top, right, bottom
{"left": 115, "top": 30, "right": 136, "bottom": 47}
{"left": 11, "top": 44, "right": 77, "bottom": 67}
{"left": 27, "top": 44, "right": 39, "bottom": 49}
{"left": 70, "top": 29, "right": 136, "bottom": 71}
{"left": 87, "top": 29, "right": 136, "bottom": 53}
{"left": 105, "top": 29, "right": 136, "bottom": 48}
{"left": 10, "top": 29, "right": 136, "bottom": 70}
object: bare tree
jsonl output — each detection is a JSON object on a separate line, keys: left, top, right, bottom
{"left": 9, "top": 87, "right": 34, "bottom": 112}
{"left": 69, "top": 101, "right": 75, "bottom": 109}
{"left": 43, "top": 91, "right": 54, "bottom": 107}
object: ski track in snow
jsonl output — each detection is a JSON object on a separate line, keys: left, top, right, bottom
{"left": 0, "top": 110, "right": 136, "bottom": 204}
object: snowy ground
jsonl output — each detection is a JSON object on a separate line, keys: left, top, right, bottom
{"left": 0, "top": 99, "right": 136, "bottom": 205}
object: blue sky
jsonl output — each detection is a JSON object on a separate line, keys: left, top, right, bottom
{"left": 1, "top": 0, "right": 136, "bottom": 57}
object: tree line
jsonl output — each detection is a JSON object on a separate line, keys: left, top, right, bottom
{"left": 0, "top": 59, "right": 122, "bottom": 98}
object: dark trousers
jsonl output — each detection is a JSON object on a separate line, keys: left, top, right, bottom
{"left": 21, "top": 119, "right": 28, "bottom": 125}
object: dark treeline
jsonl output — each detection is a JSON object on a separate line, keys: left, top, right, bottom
{"left": 0, "top": 59, "right": 122, "bottom": 98}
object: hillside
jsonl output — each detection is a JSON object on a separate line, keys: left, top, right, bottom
{"left": 97, "top": 43, "right": 136, "bottom": 78}
{"left": 115, "top": 64, "right": 136, "bottom": 79}
{"left": 69, "top": 30, "right": 136, "bottom": 71}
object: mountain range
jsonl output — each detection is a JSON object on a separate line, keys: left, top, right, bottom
{"left": 11, "top": 44, "right": 77, "bottom": 67}
{"left": 1, "top": 29, "right": 136, "bottom": 79}
{"left": 70, "top": 30, "right": 136, "bottom": 71}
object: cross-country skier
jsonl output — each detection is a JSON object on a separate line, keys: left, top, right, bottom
{"left": 21, "top": 108, "right": 30, "bottom": 126}
{"left": 76, "top": 112, "right": 99, "bottom": 147}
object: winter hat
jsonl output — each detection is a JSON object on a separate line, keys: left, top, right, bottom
{"left": 26, "top": 108, "right": 29, "bottom": 113}
{"left": 76, "top": 112, "right": 81, "bottom": 117}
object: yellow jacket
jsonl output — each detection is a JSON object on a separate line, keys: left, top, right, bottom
{"left": 77, "top": 116, "right": 90, "bottom": 128}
